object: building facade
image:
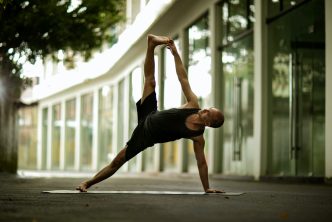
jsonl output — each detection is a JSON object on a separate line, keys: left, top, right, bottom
{"left": 19, "top": 0, "right": 332, "bottom": 180}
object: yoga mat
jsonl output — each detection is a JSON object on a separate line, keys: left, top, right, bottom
{"left": 42, "top": 190, "right": 245, "bottom": 195}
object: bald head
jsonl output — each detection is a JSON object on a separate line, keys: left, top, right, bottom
{"left": 208, "top": 108, "right": 224, "bottom": 128}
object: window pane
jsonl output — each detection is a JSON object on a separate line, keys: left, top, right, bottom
{"left": 81, "top": 93, "right": 93, "bottom": 170}
{"left": 187, "top": 14, "right": 211, "bottom": 172}
{"left": 42, "top": 108, "right": 48, "bottom": 169}
{"left": 52, "top": 103, "right": 61, "bottom": 169}
{"left": 222, "top": 0, "right": 254, "bottom": 44}
{"left": 163, "top": 39, "right": 181, "bottom": 172}
{"left": 99, "top": 86, "right": 114, "bottom": 168}
{"left": 222, "top": 35, "right": 254, "bottom": 169}
{"left": 128, "top": 68, "right": 142, "bottom": 172}
{"left": 65, "top": 98, "right": 76, "bottom": 170}
{"left": 18, "top": 106, "right": 38, "bottom": 169}
{"left": 117, "top": 80, "right": 125, "bottom": 152}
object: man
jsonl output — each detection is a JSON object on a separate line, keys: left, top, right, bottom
{"left": 76, "top": 34, "right": 224, "bottom": 193}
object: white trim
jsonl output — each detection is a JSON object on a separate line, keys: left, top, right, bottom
{"left": 253, "top": 0, "right": 268, "bottom": 179}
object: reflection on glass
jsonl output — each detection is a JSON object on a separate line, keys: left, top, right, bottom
{"left": 65, "top": 98, "right": 76, "bottom": 170}
{"left": 187, "top": 14, "right": 211, "bottom": 172}
{"left": 268, "top": 0, "right": 304, "bottom": 18}
{"left": 42, "top": 108, "right": 48, "bottom": 169}
{"left": 117, "top": 79, "right": 125, "bottom": 154}
{"left": 52, "top": 104, "right": 61, "bottom": 169}
{"left": 128, "top": 68, "right": 142, "bottom": 172}
{"left": 222, "top": 35, "right": 254, "bottom": 173}
{"left": 99, "top": 85, "right": 114, "bottom": 169}
{"left": 81, "top": 93, "right": 93, "bottom": 170}
{"left": 18, "top": 106, "right": 38, "bottom": 169}
{"left": 268, "top": 0, "right": 325, "bottom": 176}
{"left": 163, "top": 39, "right": 181, "bottom": 172}
{"left": 222, "top": 0, "right": 254, "bottom": 44}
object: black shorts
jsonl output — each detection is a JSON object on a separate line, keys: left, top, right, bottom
{"left": 125, "top": 91, "right": 157, "bottom": 161}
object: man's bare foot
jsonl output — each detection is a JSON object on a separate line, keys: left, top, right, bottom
{"left": 147, "top": 34, "right": 170, "bottom": 48}
{"left": 76, "top": 181, "right": 90, "bottom": 192}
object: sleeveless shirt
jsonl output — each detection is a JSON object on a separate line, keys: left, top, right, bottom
{"left": 145, "top": 108, "right": 205, "bottom": 144}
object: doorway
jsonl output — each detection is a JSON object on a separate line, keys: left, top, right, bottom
{"left": 268, "top": 0, "right": 325, "bottom": 177}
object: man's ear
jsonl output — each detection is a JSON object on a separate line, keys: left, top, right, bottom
{"left": 202, "top": 109, "right": 209, "bottom": 114}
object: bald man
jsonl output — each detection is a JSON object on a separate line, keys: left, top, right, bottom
{"left": 77, "top": 34, "right": 224, "bottom": 193}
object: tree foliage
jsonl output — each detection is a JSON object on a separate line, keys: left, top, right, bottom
{"left": 0, "top": 0, "right": 125, "bottom": 90}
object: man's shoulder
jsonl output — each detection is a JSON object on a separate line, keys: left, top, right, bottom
{"left": 179, "top": 101, "right": 200, "bottom": 109}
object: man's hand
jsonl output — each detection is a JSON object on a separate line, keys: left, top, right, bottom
{"left": 166, "top": 40, "right": 177, "bottom": 55}
{"left": 205, "top": 188, "right": 225, "bottom": 193}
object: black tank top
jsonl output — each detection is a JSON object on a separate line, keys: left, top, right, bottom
{"left": 145, "top": 108, "right": 205, "bottom": 144}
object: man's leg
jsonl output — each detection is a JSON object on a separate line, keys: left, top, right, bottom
{"left": 76, "top": 147, "right": 127, "bottom": 192}
{"left": 141, "top": 34, "right": 170, "bottom": 103}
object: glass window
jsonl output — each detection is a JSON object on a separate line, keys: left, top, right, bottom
{"left": 163, "top": 38, "right": 181, "bottom": 172}
{"left": 81, "top": 93, "right": 93, "bottom": 170}
{"left": 187, "top": 14, "right": 211, "bottom": 172}
{"left": 52, "top": 103, "right": 61, "bottom": 169}
{"left": 117, "top": 79, "right": 125, "bottom": 152}
{"left": 219, "top": 0, "right": 255, "bottom": 174}
{"left": 268, "top": 0, "right": 306, "bottom": 18}
{"left": 222, "top": 0, "right": 254, "bottom": 44}
{"left": 268, "top": 0, "right": 325, "bottom": 176}
{"left": 99, "top": 86, "right": 114, "bottom": 168}
{"left": 18, "top": 106, "right": 38, "bottom": 169}
{"left": 65, "top": 98, "right": 76, "bottom": 170}
{"left": 222, "top": 35, "right": 254, "bottom": 164}
{"left": 128, "top": 67, "right": 142, "bottom": 172}
{"left": 42, "top": 107, "right": 48, "bottom": 169}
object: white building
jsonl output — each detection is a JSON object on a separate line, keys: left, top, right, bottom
{"left": 19, "top": 0, "right": 332, "bottom": 181}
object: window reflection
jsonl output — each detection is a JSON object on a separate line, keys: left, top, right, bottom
{"left": 42, "top": 108, "right": 48, "bottom": 169}
{"left": 187, "top": 14, "right": 211, "bottom": 172}
{"left": 18, "top": 106, "right": 38, "bottom": 170}
{"left": 222, "top": 0, "right": 254, "bottom": 44}
{"left": 52, "top": 104, "right": 61, "bottom": 169}
{"left": 128, "top": 68, "right": 142, "bottom": 172}
{"left": 81, "top": 93, "right": 93, "bottom": 170}
{"left": 65, "top": 99, "right": 76, "bottom": 170}
{"left": 163, "top": 39, "right": 181, "bottom": 172}
{"left": 99, "top": 86, "right": 114, "bottom": 169}
{"left": 222, "top": 35, "right": 254, "bottom": 162}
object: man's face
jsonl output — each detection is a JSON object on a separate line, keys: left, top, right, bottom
{"left": 200, "top": 108, "right": 224, "bottom": 127}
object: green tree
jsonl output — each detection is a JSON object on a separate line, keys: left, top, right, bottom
{"left": 0, "top": 0, "right": 125, "bottom": 173}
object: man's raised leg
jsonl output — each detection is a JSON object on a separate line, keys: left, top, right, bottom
{"left": 141, "top": 34, "right": 170, "bottom": 103}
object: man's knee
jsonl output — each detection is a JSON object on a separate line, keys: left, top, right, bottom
{"left": 144, "top": 78, "right": 156, "bottom": 89}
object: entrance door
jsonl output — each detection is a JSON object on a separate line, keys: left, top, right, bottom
{"left": 268, "top": 0, "right": 325, "bottom": 177}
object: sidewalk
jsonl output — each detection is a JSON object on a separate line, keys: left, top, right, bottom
{"left": 0, "top": 173, "right": 332, "bottom": 222}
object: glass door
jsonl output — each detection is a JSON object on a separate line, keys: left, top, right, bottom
{"left": 268, "top": 0, "right": 325, "bottom": 176}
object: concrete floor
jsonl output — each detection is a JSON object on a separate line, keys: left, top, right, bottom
{"left": 0, "top": 173, "right": 332, "bottom": 222}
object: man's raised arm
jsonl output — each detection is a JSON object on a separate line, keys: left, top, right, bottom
{"left": 167, "top": 40, "right": 198, "bottom": 106}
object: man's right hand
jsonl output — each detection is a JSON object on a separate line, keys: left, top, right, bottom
{"left": 166, "top": 40, "right": 177, "bottom": 55}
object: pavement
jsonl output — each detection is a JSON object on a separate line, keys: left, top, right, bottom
{"left": 0, "top": 172, "right": 332, "bottom": 222}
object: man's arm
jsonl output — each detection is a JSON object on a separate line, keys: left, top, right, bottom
{"left": 167, "top": 41, "right": 198, "bottom": 106}
{"left": 192, "top": 135, "right": 224, "bottom": 193}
